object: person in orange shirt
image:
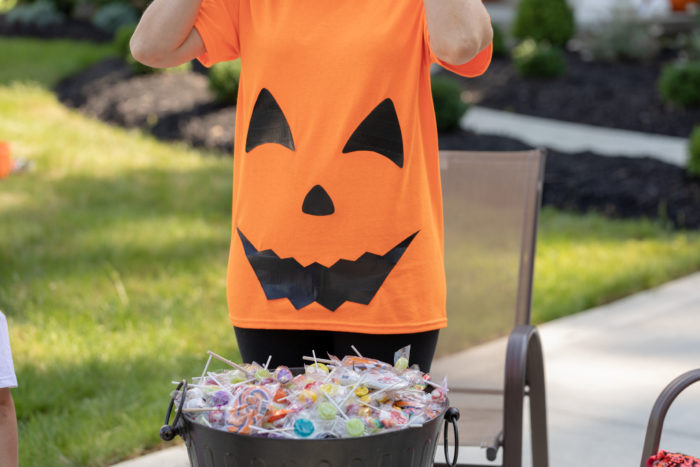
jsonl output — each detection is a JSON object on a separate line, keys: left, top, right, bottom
{"left": 131, "top": 1, "right": 492, "bottom": 372}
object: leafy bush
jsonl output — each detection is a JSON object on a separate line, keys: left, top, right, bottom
{"left": 658, "top": 61, "right": 700, "bottom": 107}
{"left": 5, "top": 0, "right": 65, "bottom": 27}
{"left": 492, "top": 23, "right": 507, "bottom": 57}
{"left": 92, "top": 1, "right": 138, "bottom": 34}
{"left": 512, "top": 39, "right": 566, "bottom": 79}
{"left": 689, "top": 126, "right": 700, "bottom": 177}
{"left": 512, "top": 0, "right": 575, "bottom": 47}
{"left": 431, "top": 75, "right": 468, "bottom": 132}
{"left": 208, "top": 59, "right": 242, "bottom": 104}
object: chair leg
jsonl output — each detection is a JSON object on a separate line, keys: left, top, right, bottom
{"left": 503, "top": 326, "right": 528, "bottom": 467}
{"left": 527, "top": 330, "right": 549, "bottom": 467}
{"left": 503, "top": 325, "right": 549, "bottom": 467}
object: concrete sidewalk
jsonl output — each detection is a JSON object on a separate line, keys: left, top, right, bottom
{"left": 460, "top": 106, "right": 689, "bottom": 167}
{"left": 114, "top": 272, "right": 700, "bottom": 467}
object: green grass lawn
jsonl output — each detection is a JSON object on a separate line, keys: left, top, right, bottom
{"left": 0, "top": 38, "right": 115, "bottom": 88}
{"left": 2, "top": 38, "right": 700, "bottom": 466}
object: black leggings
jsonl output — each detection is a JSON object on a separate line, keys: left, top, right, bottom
{"left": 234, "top": 327, "right": 440, "bottom": 373}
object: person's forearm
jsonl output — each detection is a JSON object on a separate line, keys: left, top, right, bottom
{"left": 130, "top": 0, "right": 205, "bottom": 68}
{"left": 423, "top": 0, "right": 493, "bottom": 65}
{"left": 0, "top": 389, "right": 18, "bottom": 467}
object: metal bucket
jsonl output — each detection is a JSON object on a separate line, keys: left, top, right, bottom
{"left": 161, "top": 379, "right": 460, "bottom": 467}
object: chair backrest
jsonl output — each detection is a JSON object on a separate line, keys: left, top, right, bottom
{"left": 432, "top": 149, "right": 545, "bottom": 450}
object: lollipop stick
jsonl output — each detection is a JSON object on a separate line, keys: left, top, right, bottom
{"left": 301, "top": 356, "right": 335, "bottom": 365}
{"left": 207, "top": 372, "right": 227, "bottom": 389}
{"left": 350, "top": 345, "right": 363, "bottom": 357}
{"left": 200, "top": 354, "right": 213, "bottom": 383}
{"left": 312, "top": 350, "right": 318, "bottom": 367}
{"left": 264, "top": 355, "right": 272, "bottom": 370}
{"left": 322, "top": 391, "right": 349, "bottom": 420}
{"left": 231, "top": 378, "right": 255, "bottom": 389}
{"left": 370, "top": 382, "right": 402, "bottom": 400}
{"left": 357, "top": 399, "right": 392, "bottom": 415}
{"left": 183, "top": 407, "right": 222, "bottom": 413}
{"left": 340, "top": 375, "right": 366, "bottom": 406}
{"left": 207, "top": 350, "right": 249, "bottom": 373}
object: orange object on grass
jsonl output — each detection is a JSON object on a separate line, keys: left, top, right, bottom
{"left": 670, "top": 0, "right": 699, "bottom": 11}
{"left": 194, "top": 1, "right": 492, "bottom": 334}
{"left": 0, "top": 142, "right": 13, "bottom": 179}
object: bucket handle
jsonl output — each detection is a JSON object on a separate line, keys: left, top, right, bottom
{"left": 443, "top": 407, "right": 460, "bottom": 467}
{"left": 160, "top": 379, "right": 188, "bottom": 441}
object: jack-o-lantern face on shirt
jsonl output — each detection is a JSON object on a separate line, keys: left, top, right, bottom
{"left": 238, "top": 88, "right": 418, "bottom": 311}
{"left": 193, "top": 0, "right": 491, "bottom": 333}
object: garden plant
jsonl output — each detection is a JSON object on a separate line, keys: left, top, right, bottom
{"left": 430, "top": 75, "right": 469, "bottom": 132}
{"left": 511, "top": 0, "right": 575, "bottom": 47}
{"left": 511, "top": 38, "right": 567, "bottom": 79}
{"left": 689, "top": 126, "right": 700, "bottom": 177}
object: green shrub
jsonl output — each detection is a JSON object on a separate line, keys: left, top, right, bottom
{"left": 512, "top": 0, "right": 575, "bottom": 47}
{"left": 512, "top": 39, "right": 566, "bottom": 79}
{"left": 492, "top": 23, "right": 507, "bottom": 58}
{"left": 431, "top": 75, "right": 468, "bottom": 132}
{"left": 659, "top": 61, "right": 700, "bottom": 107}
{"left": 689, "top": 126, "right": 700, "bottom": 177}
{"left": 92, "top": 1, "right": 138, "bottom": 34}
{"left": 5, "top": 0, "right": 65, "bottom": 27}
{"left": 208, "top": 59, "right": 242, "bottom": 104}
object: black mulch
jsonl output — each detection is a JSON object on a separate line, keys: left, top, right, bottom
{"left": 445, "top": 52, "right": 700, "bottom": 138}
{"left": 54, "top": 58, "right": 700, "bottom": 229}
{"left": 0, "top": 14, "right": 112, "bottom": 42}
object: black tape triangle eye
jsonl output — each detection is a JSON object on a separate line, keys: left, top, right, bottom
{"left": 342, "top": 98, "right": 403, "bottom": 168}
{"left": 246, "top": 88, "right": 295, "bottom": 153}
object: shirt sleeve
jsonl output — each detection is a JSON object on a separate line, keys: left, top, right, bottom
{"left": 193, "top": 0, "right": 241, "bottom": 67}
{"left": 0, "top": 312, "right": 17, "bottom": 389}
{"left": 422, "top": 11, "right": 493, "bottom": 78}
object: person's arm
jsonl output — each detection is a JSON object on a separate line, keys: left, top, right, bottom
{"left": 423, "top": 0, "right": 493, "bottom": 65}
{"left": 129, "top": 0, "right": 206, "bottom": 69}
{"left": 0, "top": 388, "right": 18, "bottom": 467}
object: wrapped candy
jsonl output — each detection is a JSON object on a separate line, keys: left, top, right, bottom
{"left": 176, "top": 349, "right": 449, "bottom": 439}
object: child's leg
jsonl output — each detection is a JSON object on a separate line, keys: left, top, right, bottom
{"left": 332, "top": 330, "right": 440, "bottom": 372}
{"left": 0, "top": 388, "right": 18, "bottom": 467}
{"left": 233, "top": 327, "right": 333, "bottom": 368}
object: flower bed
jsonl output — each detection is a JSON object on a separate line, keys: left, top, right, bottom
{"left": 448, "top": 52, "right": 700, "bottom": 137}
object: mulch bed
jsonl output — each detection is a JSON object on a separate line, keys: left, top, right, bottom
{"left": 446, "top": 51, "right": 700, "bottom": 138}
{"left": 0, "top": 14, "right": 111, "bottom": 42}
{"left": 54, "top": 57, "right": 700, "bottom": 230}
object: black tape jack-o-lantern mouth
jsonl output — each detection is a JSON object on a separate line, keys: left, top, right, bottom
{"left": 238, "top": 228, "right": 418, "bottom": 311}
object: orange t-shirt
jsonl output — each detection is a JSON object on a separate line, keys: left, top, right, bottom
{"left": 194, "top": 1, "right": 492, "bottom": 334}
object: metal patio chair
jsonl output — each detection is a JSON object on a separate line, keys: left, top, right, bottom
{"left": 640, "top": 368, "right": 700, "bottom": 466}
{"left": 432, "top": 149, "right": 548, "bottom": 467}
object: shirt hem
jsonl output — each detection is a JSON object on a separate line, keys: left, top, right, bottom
{"left": 230, "top": 318, "right": 447, "bottom": 334}
{"left": 0, "top": 376, "right": 17, "bottom": 389}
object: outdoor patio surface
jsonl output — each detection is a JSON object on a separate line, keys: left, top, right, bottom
{"left": 113, "top": 271, "right": 700, "bottom": 467}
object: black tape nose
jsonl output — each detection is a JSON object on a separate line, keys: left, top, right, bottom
{"left": 302, "top": 185, "right": 335, "bottom": 216}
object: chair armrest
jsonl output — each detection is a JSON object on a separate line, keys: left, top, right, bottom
{"left": 640, "top": 369, "right": 700, "bottom": 467}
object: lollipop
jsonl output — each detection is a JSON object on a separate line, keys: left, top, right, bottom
{"left": 293, "top": 418, "right": 315, "bottom": 438}
{"left": 274, "top": 366, "right": 293, "bottom": 384}
{"left": 226, "top": 386, "right": 271, "bottom": 434}
{"left": 345, "top": 417, "right": 365, "bottom": 437}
